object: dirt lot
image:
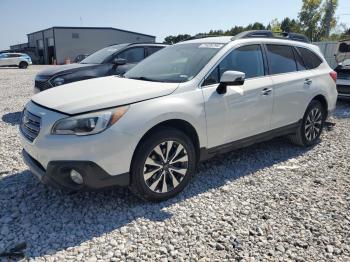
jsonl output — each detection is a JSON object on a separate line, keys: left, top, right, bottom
{"left": 0, "top": 65, "right": 350, "bottom": 261}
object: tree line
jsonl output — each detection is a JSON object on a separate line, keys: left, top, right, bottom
{"left": 164, "top": 0, "right": 349, "bottom": 44}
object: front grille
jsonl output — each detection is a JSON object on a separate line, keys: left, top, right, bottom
{"left": 337, "top": 85, "right": 350, "bottom": 95}
{"left": 20, "top": 109, "right": 41, "bottom": 142}
{"left": 35, "top": 80, "right": 52, "bottom": 91}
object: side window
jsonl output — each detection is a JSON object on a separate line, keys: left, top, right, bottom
{"left": 116, "top": 47, "right": 145, "bottom": 63}
{"left": 203, "top": 45, "right": 265, "bottom": 86}
{"left": 266, "top": 45, "right": 297, "bottom": 74}
{"left": 146, "top": 47, "right": 163, "bottom": 57}
{"left": 296, "top": 47, "right": 323, "bottom": 70}
{"left": 293, "top": 48, "right": 307, "bottom": 71}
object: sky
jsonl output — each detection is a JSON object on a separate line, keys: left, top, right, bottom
{"left": 0, "top": 0, "right": 350, "bottom": 50}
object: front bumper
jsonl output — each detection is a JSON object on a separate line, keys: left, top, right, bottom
{"left": 20, "top": 101, "right": 137, "bottom": 176}
{"left": 22, "top": 149, "right": 129, "bottom": 191}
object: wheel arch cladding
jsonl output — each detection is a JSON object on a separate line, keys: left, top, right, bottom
{"left": 311, "top": 94, "right": 328, "bottom": 119}
{"left": 131, "top": 119, "right": 201, "bottom": 169}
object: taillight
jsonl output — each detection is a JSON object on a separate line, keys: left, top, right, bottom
{"left": 330, "top": 71, "right": 337, "bottom": 82}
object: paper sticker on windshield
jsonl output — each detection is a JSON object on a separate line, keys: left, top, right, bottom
{"left": 199, "top": 44, "right": 223, "bottom": 49}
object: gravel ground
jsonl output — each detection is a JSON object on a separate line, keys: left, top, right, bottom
{"left": 0, "top": 65, "right": 350, "bottom": 262}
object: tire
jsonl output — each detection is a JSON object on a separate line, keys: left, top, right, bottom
{"left": 289, "top": 100, "right": 325, "bottom": 147}
{"left": 19, "top": 61, "right": 28, "bottom": 69}
{"left": 129, "top": 128, "right": 197, "bottom": 202}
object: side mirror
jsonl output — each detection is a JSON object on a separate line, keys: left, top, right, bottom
{"left": 216, "top": 71, "right": 245, "bottom": 94}
{"left": 113, "top": 58, "right": 127, "bottom": 66}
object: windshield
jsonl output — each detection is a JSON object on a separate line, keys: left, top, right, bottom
{"left": 80, "top": 44, "right": 129, "bottom": 64}
{"left": 124, "top": 43, "right": 224, "bottom": 83}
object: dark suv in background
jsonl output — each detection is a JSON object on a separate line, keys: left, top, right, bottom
{"left": 34, "top": 43, "right": 167, "bottom": 93}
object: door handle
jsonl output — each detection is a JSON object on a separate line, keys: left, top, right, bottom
{"left": 304, "top": 79, "right": 312, "bottom": 85}
{"left": 262, "top": 88, "right": 272, "bottom": 96}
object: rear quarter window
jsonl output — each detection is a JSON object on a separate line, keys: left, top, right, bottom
{"left": 296, "top": 47, "right": 323, "bottom": 69}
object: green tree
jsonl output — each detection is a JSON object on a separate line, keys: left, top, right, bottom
{"left": 281, "top": 17, "right": 292, "bottom": 32}
{"left": 163, "top": 34, "right": 191, "bottom": 44}
{"left": 227, "top": 26, "right": 246, "bottom": 36}
{"left": 299, "top": 0, "right": 323, "bottom": 41}
{"left": 281, "top": 17, "right": 302, "bottom": 33}
{"left": 269, "top": 18, "right": 282, "bottom": 32}
{"left": 299, "top": 0, "right": 339, "bottom": 41}
{"left": 248, "top": 22, "right": 266, "bottom": 30}
{"left": 321, "top": 0, "right": 338, "bottom": 38}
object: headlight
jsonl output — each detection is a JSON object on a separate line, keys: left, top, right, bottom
{"left": 51, "top": 77, "right": 65, "bottom": 86}
{"left": 51, "top": 106, "right": 129, "bottom": 135}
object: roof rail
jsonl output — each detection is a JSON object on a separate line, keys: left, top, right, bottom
{"left": 231, "top": 30, "right": 310, "bottom": 43}
{"left": 279, "top": 32, "right": 310, "bottom": 43}
{"left": 180, "top": 34, "right": 225, "bottom": 42}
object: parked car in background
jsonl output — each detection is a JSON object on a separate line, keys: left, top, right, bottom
{"left": 20, "top": 31, "right": 337, "bottom": 201}
{"left": 73, "top": 54, "right": 89, "bottom": 63}
{"left": 34, "top": 43, "right": 167, "bottom": 93}
{"left": 334, "top": 39, "right": 350, "bottom": 99}
{"left": 335, "top": 58, "right": 350, "bottom": 99}
{"left": 0, "top": 53, "right": 32, "bottom": 68}
{"left": 335, "top": 39, "right": 350, "bottom": 65}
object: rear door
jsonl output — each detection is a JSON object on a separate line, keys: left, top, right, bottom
{"left": 266, "top": 44, "right": 313, "bottom": 129}
{"left": 202, "top": 44, "right": 274, "bottom": 147}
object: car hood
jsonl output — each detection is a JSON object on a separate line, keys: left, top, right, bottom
{"left": 37, "top": 63, "right": 100, "bottom": 76}
{"left": 32, "top": 76, "right": 179, "bottom": 115}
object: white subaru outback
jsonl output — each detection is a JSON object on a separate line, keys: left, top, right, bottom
{"left": 19, "top": 31, "right": 338, "bottom": 201}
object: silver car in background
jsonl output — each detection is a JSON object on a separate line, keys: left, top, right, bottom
{"left": 0, "top": 52, "right": 32, "bottom": 68}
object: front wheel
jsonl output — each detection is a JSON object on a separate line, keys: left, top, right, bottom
{"left": 289, "top": 100, "right": 325, "bottom": 147}
{"left": 129, "top": 128, "right": 196, "bottom": 202}
{"left": 19, "top": 62, "right": 28, "bottom": 69}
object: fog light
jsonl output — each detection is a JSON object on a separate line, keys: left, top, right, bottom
{"left": 70, "top": 169, "right": 83, "bottom": 185}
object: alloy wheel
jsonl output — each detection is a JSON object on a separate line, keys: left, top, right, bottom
{"left": 143, "top": 140, "right": 188, "bottom": 193}
{"left": 304, "top": 107, "right": 323, "bottom": 141}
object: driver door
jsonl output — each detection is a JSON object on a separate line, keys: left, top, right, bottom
{"left": 114, "top": 47, "right": 145, "bottom": 75}
{"left": 201, "top": 44, "right": 274, "bottom": 148}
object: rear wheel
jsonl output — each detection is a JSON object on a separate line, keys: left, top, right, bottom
{"left": 129, "top": 128, "right": 196, "bottom": 202}
{"left": 19, "top": 61, "right": 28, "bottom": 69}
{"left": 289, "top": 100, "right": 325, "bottom": 147}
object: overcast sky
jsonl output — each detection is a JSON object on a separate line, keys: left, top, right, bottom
{"left": 1, "top": 0, "right": 349, "bottom": 50}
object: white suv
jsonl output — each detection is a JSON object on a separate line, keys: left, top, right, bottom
{"left": 19, "top": 31, "right": 338, "bottom": 201}
{"left": 0, "top": 52, "right": 32, "bottom": 68}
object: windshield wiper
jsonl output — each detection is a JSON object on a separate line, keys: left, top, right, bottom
{"left": 128, "top": 76, "right": 165, "bottom": 82}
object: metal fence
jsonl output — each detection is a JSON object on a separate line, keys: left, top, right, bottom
{"left": 313, "top": 41, "right": 339, "bottom": 69}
